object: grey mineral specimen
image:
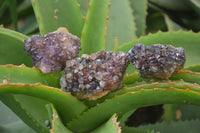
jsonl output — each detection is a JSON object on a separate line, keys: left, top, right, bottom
{"left": 60, "top": 51, "right": 130, "bottom": 100}
{"left": 128, "top": 44, "right": 185, "bottom": 79}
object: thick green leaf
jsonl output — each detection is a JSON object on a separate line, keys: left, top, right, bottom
{"left": 122, "top": 126, "right": 157, "bottom": 133}
{"left": 138, "top": 119, "right": 200, "bottom": 133}
{"left": 162, "top": 104, "right": 176, "bottom": 121}
{"left": 118, "top": 31, "right": 200, "bottom": 75}
{"left": 67, "top": 83, "right": 200, "bottom": 132}
{"left": 189, "top": 0, "right": 200, "bottom": 16}
{"left": 79, "top": 0, "right": 109, "bottom": 55}
{"left": 77, "top": 0, "right": 90, "bottom": 16}
{"left": 118, "top": 109, "right": 153, "bottom": 133}
{"left": 119, "top": 111, "right": 157, "bottom": 132}
{"left": 149, "top": 0, "right": 191, "bottom": 11}
{"left": 91, "top": 114, "right": 121, "bottom": 133}
{"left": 129, "top": 0, "right": 148, "bottom": 37}
{"left": 0, "top": 64, "right": 60, "bottom": 88}
{"left": 17, "top": 0, "right": 34, "bottom": 19}
{"left": 146, "top": 12, "right": 167, "bottom": 34}
{"left": 19, "top": 15, "right": 38, "bottom": 35}
{"left": 0, "top": 65, "right": 86, "bottom": 131}
{"left": 164, "top": 14, "right": 186, "bottom": 31}
{"left": 0, "top": 83, "right": 87, "bottom": 125}
{"left": 0, "top": 101, "right": 20, "bottom": 125}
{"left": 123, "top": 72, "right": 144, "bottom": 85}
{"left": 0, "top": 121, "right": 36, "bottom": 133}
{"left": 0, "top": 0, "right": 8, "bottom": 16}
{"left": 0, "top": 65, "right": 61, "bottom": 132}
{"left": 8, "top": 0, "right": 18, "bottom": 30}
{"left": 123, "top": 70, "right": 200, "bottom": 86}
{"left": 0, "top": 94, "right": 49, "bottom": 133}
{"left": 190, "top": 0, "right": 200, "bottom": 7}
{"left": 85, "top": 81, "right": 200, "bottom": 107}
{"left": 0, "top": 102, "right": 36, "bottom": 133}
{"left": 31, "top": 0, "right": 84, "bottom": 37}
{"left": 46, "top": 104, "right": 72, "bottom": 133}
{"left": 183, "top": 64, "right": 200, "bottom": 72}
{"left": 0, "top": 28, "right": 32, "bottom": 66}
{"left": 163, "top": 104, "right": 200, "bottom": 121}
{"left": 119, "top": 109, "right": 136, "bottom": 126}
{"left": 105, "top": 0, "right": 137, "bottom": 51}
{"left": 170, "top": 71, "right": 200, "bottom": 84}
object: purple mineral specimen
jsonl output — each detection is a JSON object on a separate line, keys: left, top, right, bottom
{"left": 24, "top": 28, "right": 81, "bottom": 73}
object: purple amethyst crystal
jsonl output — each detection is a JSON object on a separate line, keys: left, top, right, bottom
{"left": 128, "top": 44, "right": 186, "bottom": 79}
{"left": 60, "top": 51, "right": 130, "bottom": 100}
{"left": 24, "top": 28, "right": 81, "bottom": 73}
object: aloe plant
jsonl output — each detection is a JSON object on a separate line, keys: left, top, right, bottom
{"left": 1, "top": 0, "right": 200, "bottom": 133}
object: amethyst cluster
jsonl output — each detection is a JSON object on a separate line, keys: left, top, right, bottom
{"left": 128, "top": 44, "right": 186, "bottom": 79}
{"left": 24, "top": 28, "right": 81, "bottom": 73}
{"left": 24, "top": 28, "right": 186, "bottom": 99}
{"left": 60, "top": 51, "right": 130, "bottom": 100}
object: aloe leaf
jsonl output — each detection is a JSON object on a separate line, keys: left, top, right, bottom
{"left": 46, "top": 104, "right": 72, "bottom": 133}
{"left": 0, "top": 65, "right": 86, "bottom": 130}
{"left": 129, "top": 0, "right": 148, "bottom": 37}
{"left": 162, "top": 104, "right": 177, "bottom": 121}
{"left": 122, "top": 70, "right": 200, "bottom": 86}
{"left": 0, "top": 65, "right": 60, "bottom": 132}
{"left": 118, "top": 31, "right": 200, "bottom": 75}
{"left": 0, "top": 28, "right": 32, "bottom": 66}
{"left": 163, "top": 14, "right": 186, "bottom": 31}
{"left": 68, "top": 84, "right": 200, "bottom": 132}
{"left": 149, "top": 0, "right": 191, "bottom": 11}
{"left": 146, "top": 12, "right": 167, "bottom": 33}
{"left": 0, "top": 121, "right": 36, "bottom": 133}
{"left": 0, "top": 0, "right": 8, "bottom": 15}
{"left": 17, "top": 0, "right": 34, "bottom": 19}
{"left": 0, "top": 65, "right": 60, "bottom": 88}
{"left": 189, "top": 0, "right": 200, "bottom": 16}
{"left": 91, "top": 114, "right": 121, "bottom": 133}
{"left": 162, "top": 102, "right": 200, "bottom": 121}
{"left": 77, "top": 0, "right": 90, "bottom": 16}
{"left": 170, "top": 71, "right": 200, "bottom": 84}
{"left": 0, "top": 94, "right": 49, "bottom": 133}
{"left": 0, "top": 101, "right": 19, "bottom": 124}
{"left": 123, "top": 70, "right": 200, "bottom": 85}
{"left": 123, "top": 72, "right": 144, "bottom": 85}
{"left": 0, "top": 100, "right": 38, "bottom": 133}
{"left": 7, "top": 0, "right": 18, "bottom": 30}
{"left": 30, "top": 0, "right": 84, "bottom": 37}
{"left": 105, "top": 0, "right": 137, "bottom": 51}
{"left": 0, "top": 83, "right": 87, "bottom": 124}
{"left": 138, "top": 119, "right": 200, "bottom": 133}
{"left": 190, "top": 0, "right": 200, "bottom": 7}
{"left": 0, "top": 66, "right": 50, "bottom": 132}
{"left": 119, "top": 109, "right": 136, "bottom": 126}
{"left": 183, "top": 64, "right": 200, "bottom": 72}
{"left": 0, "top": 101, "right": 36, "bottom": 133}
{"left": 79, "top": 0, "right": 109, "bottom": 55}
{"left": 85, "top": 81, "right": 200, "bottom": 107}
{"left": 122, "top": 126, "right": 157, "bottom": 133}
{"left": 19, "top": 15, "right": 38, "bottom": 35}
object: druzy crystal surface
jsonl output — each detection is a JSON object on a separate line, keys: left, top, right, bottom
{"left": 60, "top": 51, "right": 130, "bottom": 99}
{"left": 128, "top": 44, "right": 185, "bottom": 79}
{"left": 24, "top": 28, "right": 81, "bottom": 73}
